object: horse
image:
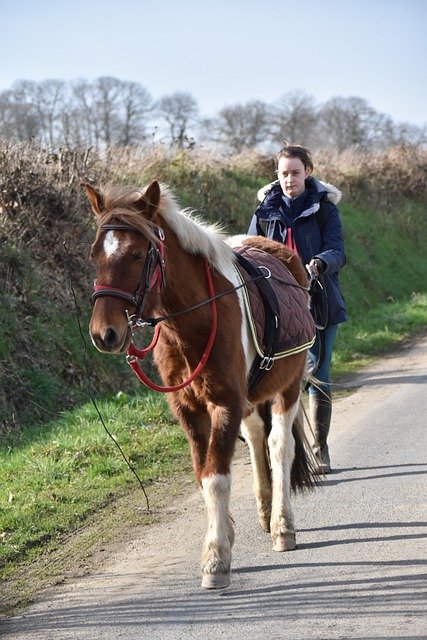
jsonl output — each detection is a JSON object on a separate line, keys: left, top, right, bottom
{"left": 85, "top": 180, "right": 316, "bottom": 590}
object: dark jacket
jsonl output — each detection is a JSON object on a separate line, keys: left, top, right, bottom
{"left": 247, "top": 176, "right": 347, "bottom": 325}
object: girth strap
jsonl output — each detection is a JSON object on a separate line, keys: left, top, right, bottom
{"left": 234, "top": 252, "right": 281, "bottom": 392}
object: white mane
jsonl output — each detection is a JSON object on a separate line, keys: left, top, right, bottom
{"left": 156, "top": 183, "right": 235, "bottom": 273}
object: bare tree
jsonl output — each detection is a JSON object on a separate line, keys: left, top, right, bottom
{"left": 157, "top": 91, "right": 199, "bottom": 147}
{"left": 70, "top": 77, "right": 154, "bottom": 148}
{"left": 271, "top": 90, "right": 319, "bottom": 147}
{"left": 67, "top": 79, "right": 101, "bottom": 148}
{"left": 1, "top": 77, "right": 155, "bottom": 150}
{"left": 92, "top": 76, "right": 123, "bottom": 147}
{"left": 387, "top": 121, "right": 427, "bottom": 147}
{"left": 118, "top": 81, "right": 153, "bottom": 146}
{"left": 34, "top": 79, "right": 68, "bottom": 147}
{"left": 10, "top": 79, "right": 68, "bottom": 147}
{"left": 0, "top": 88, "right": 40, "bottom": 141}
{"left": 209, "top": 100, "right": 271, "bottom": 152}
{"left": 319, "top": 96, "right": 392, "bottom": 151}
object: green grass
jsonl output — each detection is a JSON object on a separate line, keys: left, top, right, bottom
{"left": 0, "top": 296, "right": 137, "bottom": 441}
{"left": 0, "top": 392, "right": 189, "bottom": 570}
{"left": 332, "top": 292, "right": 427, "bottom": 377}
{"left": 331, "top": 199, "right": 427, "bottom": 376}
{"left": 340, "top": 200, "right": 427, "bottom": 316}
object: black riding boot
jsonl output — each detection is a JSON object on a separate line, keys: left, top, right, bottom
{"left": 310, "top": 393, "right": 332, "bottom": 474}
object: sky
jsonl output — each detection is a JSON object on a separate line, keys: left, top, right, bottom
{"left": 1, "top": 0, "right": 426, "bottom": 127}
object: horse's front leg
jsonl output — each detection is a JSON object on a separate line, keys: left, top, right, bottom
{"left": 200, "top": 404, "right": 240, "bottom": 589}
{"left": 268, "top": 395, "right": 300, "bottom": 552}
{"left": 169, "top": 396, "right": 210, "bottom": 479}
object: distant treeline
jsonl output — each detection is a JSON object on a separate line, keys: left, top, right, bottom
{"left": 0, "top": 76, "right": 425, "bottom": 153}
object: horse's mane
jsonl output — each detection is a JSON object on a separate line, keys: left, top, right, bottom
{"left": 96, "top": 183, "right": 234, "bottom": 273}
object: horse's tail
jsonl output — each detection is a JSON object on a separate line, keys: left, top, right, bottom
{"left": 259, "top": 400, "right": 317, "bottom": 493}
{"left": 291, "top": 402, "right": 317, "bottom": 492}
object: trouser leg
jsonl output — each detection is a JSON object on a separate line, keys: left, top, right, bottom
{"left": 308, "top": 325, "right": 338, "bottom": 474}
{"left": 309, "top": 392, "right": 332, "bottom": 474}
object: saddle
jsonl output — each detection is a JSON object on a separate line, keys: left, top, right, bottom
{"left": 234, "top": 245, "right": 315, "bottom": 391}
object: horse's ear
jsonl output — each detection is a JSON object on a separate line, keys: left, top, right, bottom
{"left": 84, "top": 183, "right": 105, "bottom": 216}
{"left": 135, "top": 180, "right": 161, "bottom": 219}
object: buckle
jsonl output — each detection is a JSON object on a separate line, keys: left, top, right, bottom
{"left": 258, "top": 266, "right": 271, "bottom": 279}
{"left": 259, "top": 356, "right": 274, "bottom": 370}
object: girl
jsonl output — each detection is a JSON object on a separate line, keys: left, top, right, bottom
{"left": 248, "top": 143, "right": 347, "bottom": 473}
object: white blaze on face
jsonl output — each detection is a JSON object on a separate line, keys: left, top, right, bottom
{"left": 103, "top": 230, "right": 120, "bottom": 258}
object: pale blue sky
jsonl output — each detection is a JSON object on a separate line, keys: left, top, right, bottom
{"left": 2, "top": 0, "right": 426, "bottom": 125}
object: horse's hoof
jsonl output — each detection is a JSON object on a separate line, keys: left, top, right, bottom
{"left": 272, "top": 532, "right": 296, "bottom": 552}
{"left": 201, "top": 572, "right": 231, "bottom": 590}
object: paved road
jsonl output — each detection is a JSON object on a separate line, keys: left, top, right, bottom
{"left": 2, "top": 335, "right": 427, "bottom": 639}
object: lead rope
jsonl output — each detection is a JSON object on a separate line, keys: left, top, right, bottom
{"left": 63, "top": 241, "right": 150, "bottom": 512}
{"left": 126, "top": 260, "right": 217, "bottom": 392}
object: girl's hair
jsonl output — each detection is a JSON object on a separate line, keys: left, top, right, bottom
{"left": 275, "top": 142, "right": 314, "bottom": 173}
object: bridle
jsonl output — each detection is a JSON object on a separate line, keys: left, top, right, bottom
{"left": 92, "top": 223, "right": 166, "bottom": 326}
{"left": 91, "top": 221, "right": 218, "bottom": 393}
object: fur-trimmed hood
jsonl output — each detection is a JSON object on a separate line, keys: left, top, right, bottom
{"left": 248, "top": 175, "right": 347, "bottom": 325}
{"left": 257, "top": 178, "right": 342, "bottom": 205}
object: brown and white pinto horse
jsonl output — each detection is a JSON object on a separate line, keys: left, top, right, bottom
{"left": 86, "top": 180, "right": 314, "bottom": 590}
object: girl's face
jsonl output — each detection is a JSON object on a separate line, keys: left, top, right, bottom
{"left": 277, "top": 156, "right": 311, "bottom": 198}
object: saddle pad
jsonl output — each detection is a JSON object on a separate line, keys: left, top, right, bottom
{"left": 234, "top": 245, "right": 315, "bottom": 360}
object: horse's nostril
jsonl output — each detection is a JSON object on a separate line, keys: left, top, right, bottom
{"left": 104, "top": 327, "right": 119, "bottom": 348}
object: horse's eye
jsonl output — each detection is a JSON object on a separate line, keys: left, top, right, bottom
{"left": 133, "top": 253, "right": 144, "bottom": 262}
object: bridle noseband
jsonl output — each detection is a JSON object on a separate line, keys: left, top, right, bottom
{"left": 92, "top": 223, "right": 166, "bottom": 325}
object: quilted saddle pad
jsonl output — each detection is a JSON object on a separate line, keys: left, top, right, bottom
{"left": 234, "top": 244, "right": 316, "bottom": 360}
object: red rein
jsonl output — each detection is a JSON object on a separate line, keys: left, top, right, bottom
{"left": 126, "top": 261, "right": 217, "bottom": 392}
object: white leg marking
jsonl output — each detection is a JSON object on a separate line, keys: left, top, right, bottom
{"left": 241, "top": 409, "right": 272, "bottom": 531}
{"left": 200, "top": 474, "right": 233, "bottom": 587}
{"left": 268, "top": 401, "right": 299, "bottom": 551}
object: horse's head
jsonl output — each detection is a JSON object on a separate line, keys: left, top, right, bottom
{"left": 86, "top": 181, "right": 164, "bottom": 354}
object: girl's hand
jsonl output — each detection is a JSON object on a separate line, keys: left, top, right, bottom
{"left": 308, "top": 258, "right": 325, "bottom": 276}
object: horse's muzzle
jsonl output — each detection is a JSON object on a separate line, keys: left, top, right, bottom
{"left": 90, "top": 325, "right": 131, "bottom": 354}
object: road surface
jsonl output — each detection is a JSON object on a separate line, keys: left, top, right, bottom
{"left": 2, "top": 334, "right": 426, "bottom": 639}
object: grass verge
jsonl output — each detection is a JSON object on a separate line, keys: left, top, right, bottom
{"left": 0, "top": 392, "right": 189, "bottom": 572}
{"left": 333, "top": 292, "right": 427, "bottom": 377}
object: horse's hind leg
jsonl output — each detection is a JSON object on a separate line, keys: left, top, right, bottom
{"left": 268, "top": 391, "right": 300, "bottom": 552}
{"left": 241, "top": 407, "right": 272, "bottom": 532}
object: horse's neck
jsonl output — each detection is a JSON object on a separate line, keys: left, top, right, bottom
{"left": 158, "top": 223, "right": 210, "bottom": 323}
